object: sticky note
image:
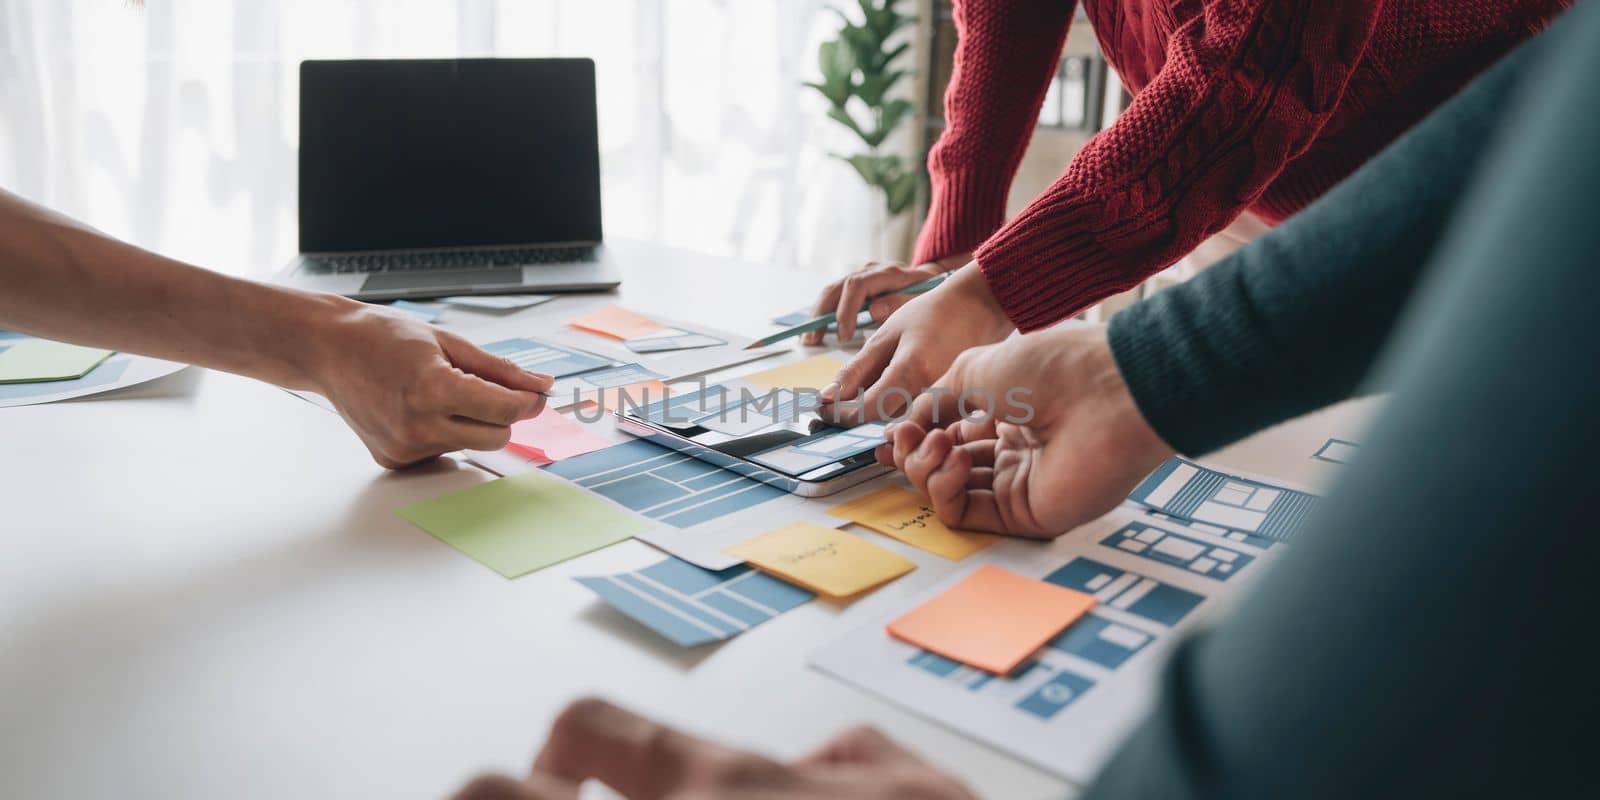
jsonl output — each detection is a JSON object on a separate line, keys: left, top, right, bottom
{"left": 828, "top": 487, "right": 998, "bottom": 561}
{"left": 724, "top": 522, "right": 914, "bottom": 598}
{"left": 397, "top": 470, "right": 650, "bottom": 578}
{"left": 577, "top": 380, "right": 673, "bottom": 413}
{"left": 504, "top": 407, "right": 613, "bottom": 464}
{"left": 0, "top": 339, "right": 115, "bottom": 384}
{"left": 575, "top": 557, "right": 813, "bottom": 647}
{"left": 568, "top": 304, "right": 669, "bottom": 340}
{"left": 888, "top": 564, "right": 1097, "bottom": 674}
{"left": 741, "top": 354, "right": 847, "bottom": 392}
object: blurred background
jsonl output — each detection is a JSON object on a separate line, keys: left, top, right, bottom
{"left": 0, "top": 1, "right": 1120, "bottom": 293}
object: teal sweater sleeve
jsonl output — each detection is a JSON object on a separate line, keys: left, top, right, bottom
{"left": 1105, "top": 38, "right": 1529, "bottom": 456}
{"left": 1083, "top": 4, "right": 1597, "bottom": 797}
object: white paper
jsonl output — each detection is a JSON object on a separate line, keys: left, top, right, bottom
{"left": 810, "top": 510, "right": 1280, "bottom": 784}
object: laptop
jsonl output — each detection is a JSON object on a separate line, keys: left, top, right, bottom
{"left": 280, "top": 58, "right": 621, "bottom": 301}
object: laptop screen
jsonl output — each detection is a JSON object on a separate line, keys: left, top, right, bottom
{"left": 298, "top": 59, "right": 602, "bottom": 253}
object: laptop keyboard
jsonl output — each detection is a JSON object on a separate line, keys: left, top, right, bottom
{"left": 311, "top": 245, "right": 595, "bottom": 274}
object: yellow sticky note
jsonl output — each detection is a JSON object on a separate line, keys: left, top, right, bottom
{"left": 828, "top": 486, "right": 998, "bottom": 561}
{"left": 568, "top": 304, "right": 669, "bottom": 340}
{"left": 741, "top": 354, "right": 847, "bottom": 392}
{"left": 888, "top": 564, "right": 1097, "bottom": 675}
{"left": 0, "top": 339, "right": 115, "bottom": 384}
{"left": 724, "top": 522, "right": 914, "bottom": 599}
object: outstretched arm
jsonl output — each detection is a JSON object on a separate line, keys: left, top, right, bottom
{"left": 0, "top": 189, "right": 550, "bottom": 467}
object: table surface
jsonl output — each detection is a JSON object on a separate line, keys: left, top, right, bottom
{"left": 0, "top": 241, "right": 1375, "bottom": 799}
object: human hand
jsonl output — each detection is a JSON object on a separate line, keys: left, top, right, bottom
{"left": 819, "top": 262, "right": 1014, "bottom": 424}
{"left": 302, "top": 302, "right": 552, "bottom": 469}
{"left": 879, "top": 325, "right": 1173, "bottom": 538}
{"left": 801, "top": 252, "right": 970, "bottom": 346}
{"left": 453, "top": 697, "right": 976, "bottom": 800}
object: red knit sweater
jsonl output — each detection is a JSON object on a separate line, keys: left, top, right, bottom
{"left": 917, "top": 0, "right": 1569, "bottom": 330}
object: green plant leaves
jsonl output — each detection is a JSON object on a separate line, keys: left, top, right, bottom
{"left": 808, "top": 0, "right": 919, "bottom": 218}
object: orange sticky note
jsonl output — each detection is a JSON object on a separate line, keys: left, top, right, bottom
{"left": 577, "top": 380, "right": 673, "bottom": 413}
{"left": 741, "top": 354, "right": 847, "bottom": 392}
{"left": 568, "top": 304, "right": 669, "bottom": 340}
{"left": 504, "top": 407, "right": 613, "bottom": 464}
{"left": 887, "top": 564, "right": 1097, "bottom": 674}
{"left": 725, "top": 522, "right": 915, "bottom": 599}
{"left": 828, "top": 487, "right": 998, "bottom": 561}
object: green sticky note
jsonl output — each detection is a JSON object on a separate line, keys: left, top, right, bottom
{"left": 0, "top": 339, "right": 115, "bottom": 384}
{"left": 398, "top": 470, "right": 650, "bottom": 578}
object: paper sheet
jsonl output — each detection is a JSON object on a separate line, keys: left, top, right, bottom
{"left": 828, "top": 487, "right": 998, "bottom": 560}
{"left": 741, "top": 354, "right": 847, "bottom": 392}
{"left": 540, "top": 437, "right": 877, "bottom": 570}
{"left": 0, "top": 339, "right": 115, "bottom": 384}
{"left": 811, "top": 508, "right": 1282, "bottom": 782}
{"left": 397, "top": 470, "right": 650, "bottom": 578}
{"left": 504, "top": 407, "right": 614, "bottom": 464}
{"left": 442, "top": 294, "right": 555, "bottom": 310}
{"left": 575, "top": 557, "right": 813, "bottom": 647}
{"left": 887, "top": 564, "right": 1096, "bottom": 674}
{"left": 568, "top": 304, "right": 669, "bottom": 340}
{"left": 724, "top": 522, "right": 914, "bottom": 599}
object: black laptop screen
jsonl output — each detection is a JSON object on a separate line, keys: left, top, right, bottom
{"left": 298, "top": 58, "right": 602, "bottom": 253}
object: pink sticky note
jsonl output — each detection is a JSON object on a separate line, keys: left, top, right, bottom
{"left": 504, "top": 407, "right": 612, "bottom": 464}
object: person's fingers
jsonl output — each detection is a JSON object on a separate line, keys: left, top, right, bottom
{"left": 533, "top": 698, "right": 786, "bottom": 800}
{"left": 904, "top": 383, "right": 963, "bottom": 433}
{"left": 947, "top": 417, "right": 1000, "bottom": 449}
{"left": 834, "top": 263, "right": 917, "bottom": 342}
{"left": 429, "top": 368, "right": 548, "bottom": 426}
{"left": 822, "top": 332, "right": 896, "bottom": 409}
{"left": 925, "top": 451, "right": 1009, "bottom": 533}
{"left": 794, "top": 725, "right": 922, "bottom": 768}
{"left": 952, "top": 438, "right": 998, "bottom": 469}
{"left": 902, "top": 428, "right": 955, "bottom": 495}
{"left": 851, "top": 354, "right": 923, "bottom": 423}
{"left": 890, "top": 422, "right": 928, "bottom": 473}
{"left": 439, "top": 332, "right": 555, "bottom": 394}
{"left": 965, "top": 466, "right": 995, "bottom": 490}
{"left": 874, "top": 441, "right": 894, "bottom": 467}
{"left": 803, "top": 277, "right": 847, "bottom": 346}
{"left": 440, "top": 417, "right": 517, "bottom": 453}
{"left": 866, "top": 292, "right": 916, "bottom": 323}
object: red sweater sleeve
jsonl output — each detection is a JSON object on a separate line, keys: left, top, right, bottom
{"left": 912, "top": 0, "right": 1076, "bottom": 266}
{"left": 978, "top": 1, "right": 1386, "bottom": 330}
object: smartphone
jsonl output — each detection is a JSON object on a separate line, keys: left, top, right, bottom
{"left": 615, "top": 385, "right": 892, "bottom": 497}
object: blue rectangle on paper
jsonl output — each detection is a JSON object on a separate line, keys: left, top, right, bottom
{"left": 577, "top": 557, "right": 812, "bottom": 648}
{"left": 638, "top": 558, "right": 744, "bottom": 595}
{"left": 702, "top": 591, "right": 772, "bottom": 626}
{"left": 659, "top": 483, "right": 785, "bottom": 528}
{"left": 590, "top": 473, "right": 688, "bottom": 511}
{"left": 616, "top": 574, "right": 741, "bottom": 636}
{"left": 1046, "top": 614, "right": 1153, "bottom": 670}
{"left": 656, "top": 458, "right": 721, "bottom": 483}
{"left": 576, "top": 576, "right": 723, "bottom": 647}
{"left": 0, "top": 358, "right": 130, "bottom": 402}
{"left": 909, "top": 650, "right": 963, "bottom": 678}
{"left": 1016, "top": 670, "right": 1095, "bottom": 720}
{"left": 725, "top": 571, "right": 814, "bottom": 611}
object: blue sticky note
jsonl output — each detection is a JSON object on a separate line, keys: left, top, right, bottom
{"left": 576, "top": 557, "right": 812, "bottom": 647}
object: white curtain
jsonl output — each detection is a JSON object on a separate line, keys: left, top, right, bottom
{"left": 0, "top": 0, "right": 892, "bottom": 279}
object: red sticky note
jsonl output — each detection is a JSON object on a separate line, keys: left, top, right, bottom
{"left": 887, "top": 564, "right": 1097, "bottom": 675}
{"left": 504, "top": 407, "right": 613, "bottom": 464}
{"left": 567, "top": 304, "right": 669, "bottom": 340}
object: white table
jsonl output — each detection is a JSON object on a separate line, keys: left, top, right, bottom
{"left": 0, "top": 241, "right": 1374, "bottom": 798}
